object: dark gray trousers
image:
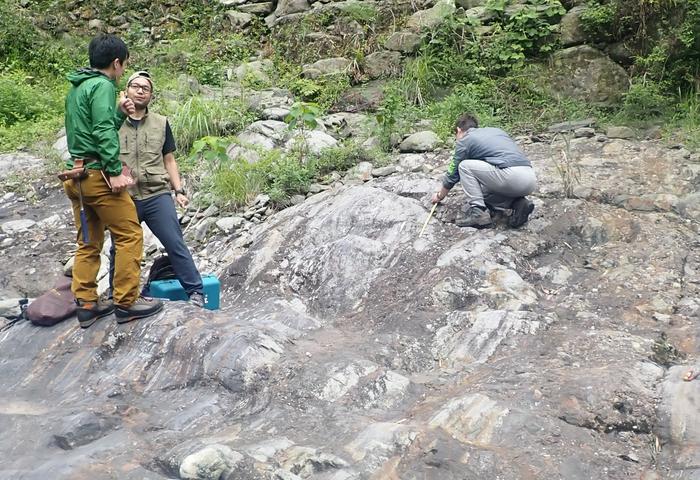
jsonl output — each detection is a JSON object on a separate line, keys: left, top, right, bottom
{"left": 458, "top": 161, "right": 537, "bottom": 209}
{"left": 109, "top": 192, "right": 203, "bottom": 296}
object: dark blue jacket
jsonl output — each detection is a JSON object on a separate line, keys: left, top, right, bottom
{"left": 443, "top": 127, "right": 531, "bottom": 189}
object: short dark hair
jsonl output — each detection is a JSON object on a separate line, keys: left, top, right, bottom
{"left": 455, "top": 114, "right": 479, "bottom": 131}
{"left": 88, "top": 34, "right": 129, "bottom": 69}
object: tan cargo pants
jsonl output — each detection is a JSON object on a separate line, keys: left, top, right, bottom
{"left": 63, "top": 170, "right": 143, "bottom": 307}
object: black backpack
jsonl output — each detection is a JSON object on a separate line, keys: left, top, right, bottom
{"left": 146, "top": 255, "right": 177, "bottom": 286}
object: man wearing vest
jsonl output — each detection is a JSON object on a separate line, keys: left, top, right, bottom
{"left": 109, "top": 70, "right": 206, "bottom": 307}
{"left": 63, "top": 35, "right": 164, "bottom": 328}
{"left": 432, "top": 113, "right": 537, "bottom": 228}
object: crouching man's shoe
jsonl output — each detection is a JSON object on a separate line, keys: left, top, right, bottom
{"left": 115, "top": 296, "right": 164, "bottom": 324}
{"left": 456, "top": 206, "right": 492, "bottom": 228}
{"left": 76, "top": 299, "right": 115, "bottom": 329}
{"left": 508, "top": 197, "right": 535, "bottom": 228}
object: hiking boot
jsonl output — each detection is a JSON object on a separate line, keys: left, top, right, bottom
{"left": 115, "top": 296, "right": 164, "bottom": 324}
{"left": 455, "top": 206, "right": 492, "bottom": 228}
{"left": 508, "top": 197, "right": 535, "bottom": 228}
{"left": 76, "top": 299, "right": 115, "bottom": 329}
{"left": 189, "top": 292, "right": 206, "bottom": 308}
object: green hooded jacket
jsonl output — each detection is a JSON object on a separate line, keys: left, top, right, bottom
{"left": 64, "top": 68, "right": 127, "bottom": 176}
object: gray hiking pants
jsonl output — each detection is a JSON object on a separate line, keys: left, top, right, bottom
{"left": 458, "top": 160, "right": 537, "bottom": 210}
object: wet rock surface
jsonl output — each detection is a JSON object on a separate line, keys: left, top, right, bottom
{"left": 0, "top": 135, "right": 698, "bottom": 479}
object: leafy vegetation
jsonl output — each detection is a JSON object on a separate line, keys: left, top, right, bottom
{"left": 0, "top": 0, "right": 698, "bottom": 210}
{"left": 580, "top": 0, "right": 700, "bottom": 91}
{"left": 168, "top": 95, "right": 255, "bottom": 159}
{"left": 284, "top": 101, "right": 323, "bottom": 163}
{"left": 188, "top": 138, "right": 382, "bottom": 208}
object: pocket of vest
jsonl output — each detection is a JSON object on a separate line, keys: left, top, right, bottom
{"left": 144, "top": 166, "right": 168, "bottom": 189}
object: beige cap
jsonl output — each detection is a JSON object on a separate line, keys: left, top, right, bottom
{"left": 126, "top": 70, "right": 153, "bottom": 90}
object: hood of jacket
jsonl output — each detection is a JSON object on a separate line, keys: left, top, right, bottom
{"left": 66, "top": 68, "right": 111, "bottom": 87}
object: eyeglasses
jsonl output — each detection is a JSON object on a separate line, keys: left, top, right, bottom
{"left": 127, "top": 70, "right": 152, "bottom": 93}
{"left": 129, "top": 84, "right": 152, "bottom": 93}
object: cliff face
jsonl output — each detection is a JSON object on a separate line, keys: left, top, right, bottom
{"left": 0, "top": 134, "right": 698, "bottom": 479}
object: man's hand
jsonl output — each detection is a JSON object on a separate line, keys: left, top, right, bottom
{"left": 110, "top": 173, "right": 134, "bottom": 193}
{"left": 175, "top": 193, "right": 189, "bottom": 209}
{"left": 118, "top": 91, "right": 135, "bottom": 116}
{"left": 432, "top": 186, "right": 449, "bottom": 204}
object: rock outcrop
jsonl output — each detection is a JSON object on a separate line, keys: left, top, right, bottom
{"left": 1, "top": 134, "right": 698, "bottom": 479}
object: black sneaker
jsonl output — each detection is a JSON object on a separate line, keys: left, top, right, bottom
{"left": 76, "top": 299, "right": 115, "bottom": 329}
{"left": 455, "top": 206, "right": 492, "bottom": 228}
{"left": 115, "top": 296, "right": 164, "bottom": 324}
{"left": 509, "top": 197, "right": 535, "bottom": 228}
{"left": 189, "top": 292, "right": 206, "bottom": 308}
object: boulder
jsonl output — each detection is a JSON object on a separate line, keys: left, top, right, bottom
{"left": 301, "top": 57, "right": 352, "bottom": 79}
{"left": 238, "top": 2, "right": 273, "bottom": 14}
{"left": 284, "top": 130, "right": 338, "bottom": 155}
{"left": 274, "top": 0, "right": 310, "bottom": 17}
{"left": 559, "top": 6, "right": 587, "bottom": 46}
{"left": 321, "top": 112, "right": 378, "bottom": 140}
{"left": 226, "top": 10, "right": 253, "bottom": 28}
{"left": 1, "top": 219, "right": 36, "bottom": 234}
{"left": 180, "top": 445, "right": 243, "bottom": 480}
{"left": 53, "top": 136, "right": 71, "bottom": 162}
{"left": 261, "top": 107, "right": 291, "bottom": 121}
{"left": 550, "top": 46, "right": 629, "bottom": 106}
{"left": 607, "top": 40, "right": 637, "bottom": 66}
{"left": 0, "top": 152, "right": 44, "bottom": 176}
{"left": 346, "top": 161, "right": 374, "bottom": 182}
{"left": 406, "top": 0, "right": 456, "bottom": 32}
{"left": 547, "top": 118, "right": 596, "bottom": 133}
{"left": 606, "top": 126, "right": 636, "bottom": 139}
{"left": 464, "top": 5, "right": 497, "bottom": 23}
{"left": 362, "top": 51, "right": 402, "bottom": 79}
{"left": 332, "top": 80, "right": 386, "bottom": 113}
{"left": 398, "top": 131, "right": 441, "bottom": 152}
{"left": 384, "top": 31, "right": 422, "bottom": 54}
{"left": 456, "top": 0, "right": 485, "bottom": 7}
{"left": 245, "top": 88, "right": 294, "bottom": 111}
{"left": 235, "top": 59, "right": 274, "bottom": 86}
{"left": 676, "top": 192, "right": 700, "bottom": 222}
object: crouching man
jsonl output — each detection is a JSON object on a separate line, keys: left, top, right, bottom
{"left": 432, "top": 113, "right": 537, "bottom": 228}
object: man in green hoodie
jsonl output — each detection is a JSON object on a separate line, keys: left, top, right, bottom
{"left": 63, "top": 34, "right": 163, "bottom": 327}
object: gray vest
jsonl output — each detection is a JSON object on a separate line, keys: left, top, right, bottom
{"left": 119, "top": 112, "right": 169, "bottom": 200}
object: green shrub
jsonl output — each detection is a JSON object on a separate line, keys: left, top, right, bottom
{"left": 376, "top": 82, "right": 421, "bottom": 150}
{"left": 265, "top": 155, "right": 315, "bottom": 200}
{"left": 312, "top": 141, "right": 373, "bottom": 176}
{"left": 170, "top": 96, "right": 253, "bottom": 155}
{"left": 425, "top": 70, "right": 606, "bottom": 138}
{"left": 427, "top": 83, "right": 499, "bottom": 139}
{"left": 187, "top": 134, "right": 386, "bottom": 208}
{"left": 482, "top": 0, "right": 564, "bottom": 73}
{"left": 620, "top": 80, "right": 673, "bottom": 120}
{"left": 212, "top": 159, "right": 269, "bottom": 208}
{"left": 579, "top": 1, "right": 623, "bottom": 42}
{"left": 580, "top": 0, "right": 700, "bottom": 92}
{"left": 282, "top": 71, "right": 350, "bottom": 110}
{"left": 670, "top": 90, "right": 700, "bottom": 150}
{"left": 188, "top": 136, "right": 269, "bottom": 208}
{"left": 0, "top": 73, "right": 64, "bottom": 151}
{"left": 0, "top": 74, "right": 46, "bottom": 126}
{"left": 339, "top": 2, "right": 379, "bottom": 25}
{"left": 0, "top": 1, "right": 84, "bottom": 76}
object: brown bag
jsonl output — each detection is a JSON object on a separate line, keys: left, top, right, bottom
{"left": 26, "top": 277, "right": 77, "bottom": 327}
{"left": 57, "top": 158, "right": 88, "bottom": 182}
